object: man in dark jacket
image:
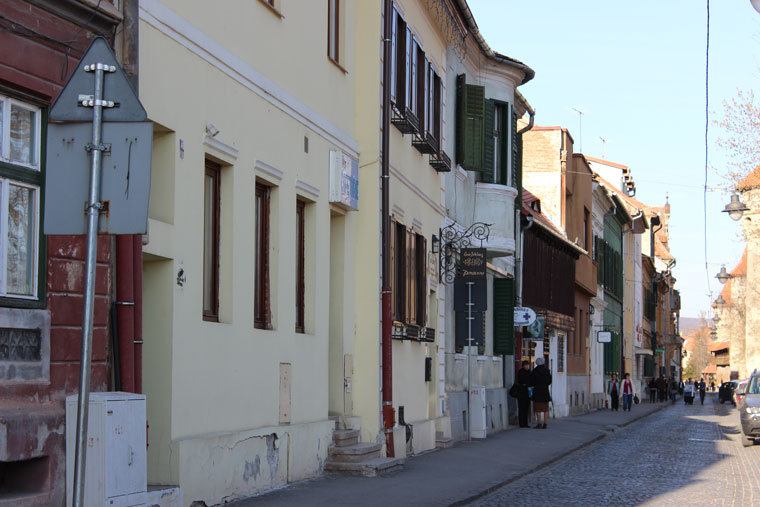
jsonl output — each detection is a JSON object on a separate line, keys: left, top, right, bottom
{"left": 698, "top": 377, "right": 707, "bottom": 405}
{"left": 530, "top": 357, "right": 552, "bottom": 429}
{"left": 516, "top": 360, "right": 532, "bottom": 428}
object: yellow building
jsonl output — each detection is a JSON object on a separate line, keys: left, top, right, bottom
{"left": 138, "top": 0, "right": 359, "bottom": 503}
{"left": 352, "top": 0, "right": 450, "bottom": 456}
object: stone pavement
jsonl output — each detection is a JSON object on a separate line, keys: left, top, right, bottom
{"left": 470, "top": 392, "right": 760, "bottom": 506}
{"left": 231, "top": 399, "right": 668, "bottom": 507}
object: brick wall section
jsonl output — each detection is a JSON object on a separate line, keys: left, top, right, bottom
{"left": 47, "top": 235, "right": 112, "bottom": 401}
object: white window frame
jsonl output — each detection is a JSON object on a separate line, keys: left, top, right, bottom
{"left": 0, "top": 178, "right": 40, "bottom": 299}
{"left": 0, "top": 94, "right": 42, "bottom": 171}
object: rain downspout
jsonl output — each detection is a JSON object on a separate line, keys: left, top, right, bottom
{"left": 380, "top": 0, "right": 395, "bottom": 457}
{"left": 512, "top": 101, "right": 533, "bottom": 386}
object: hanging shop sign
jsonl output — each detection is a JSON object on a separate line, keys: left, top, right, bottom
{"left": 459, "top": 248, "right": 486, "bottom": 279}
{"left": 514, "top": 306, "right": 537, "bottom": 327}
{"left": 597, "top": 331, "right": 612, "bottom": 343}
{"left": 525, "top": 315, "right": 545, "bottom": 340}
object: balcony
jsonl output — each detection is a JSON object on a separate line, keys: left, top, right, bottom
{"left": 392, "top": 322, "right": 435, "bottom": 342}
{"left": 391, "top": 105, "right": 419, "bottom": 135}
{"left": 429, "top": 150, "right": 451, "bottom": 172}
{"left": 473, "top": 182, "right": 518, "bottom": 258}
{"left": 412, "top": 131, "right": 439, "bottom": 154}
{"left": 575, "top": 254, "right": 597, "bottom": 296}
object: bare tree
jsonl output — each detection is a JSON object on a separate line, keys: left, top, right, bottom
{"left": 714, "top": 89, "right": 760, "bottom": 185}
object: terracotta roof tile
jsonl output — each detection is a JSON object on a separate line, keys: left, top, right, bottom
{"left": 702, "top": 364, "right": 717, "bottom": 374}
{"left": 738, "top": 164, "right": 760, "bottom": 190}
{"left": 709, "top": 341, "right": 730, "bottom": 352}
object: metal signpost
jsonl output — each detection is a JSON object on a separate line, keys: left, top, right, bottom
{"left": 47, "top": 38, "right": 151, "bottom": 507}
{"left": 439, "top": 223, "right": 490, "bottom": 440}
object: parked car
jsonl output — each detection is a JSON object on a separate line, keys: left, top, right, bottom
{"left": 720, "top": 381, "right": 737, "bottom": 404}
{"left": 738, "top": 371, "right": 760, "bottom": 447}
{"left": 734, "top": 379, "right": 749, "bottom": 406}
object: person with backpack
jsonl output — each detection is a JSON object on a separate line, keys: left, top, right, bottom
{"left": 530, "top": 357, "right": 552, "bottom": 429}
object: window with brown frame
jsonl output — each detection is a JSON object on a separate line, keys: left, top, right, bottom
{"left": 416, "top": 50, "right": 427, "bottom": 134}
{"left": 295, "top": 200, "right": 305, "bottom": 333}
{"left": 328, "top": 0, "right": 340, "bottom": 63}
{"left": 390, "top": 8, "right": 407, "bottom": 108}
{"left": 255, "top": 183, "right": 271, "bottom": 329}
{"left": 390, "top": 219, "right": 427, "bottom": 327}
{"left": 203, "top": 160, "right": 221, "bottom": 321}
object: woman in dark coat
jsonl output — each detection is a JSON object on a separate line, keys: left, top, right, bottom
{"left": 516, "top": 360, "right": 532, "bottom": 428}
{"left": 530, "top": 357, "right": 552, "bottom": 429}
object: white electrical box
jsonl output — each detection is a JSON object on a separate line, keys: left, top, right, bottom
{"left": 66, "top": 392, "right": 147, "bottom": 507}
{"left": 469, "top": 386, "right": 487, "bottom": 439}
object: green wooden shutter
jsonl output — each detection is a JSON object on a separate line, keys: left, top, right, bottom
{"left": 511, "top": 107, "right": 521, "bottom": 208}
{"left": 482, "top": 99, "right": 495, "bottom": 182}
{"left": 493, "top": 277, "right": 515, "bottom": 355}
{"left": 455, "top": 74, "right": 485, "bottom": 172}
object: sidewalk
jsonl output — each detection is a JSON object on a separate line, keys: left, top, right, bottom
{"left": 231, "top": 401, "right": 669, "bottom": 507}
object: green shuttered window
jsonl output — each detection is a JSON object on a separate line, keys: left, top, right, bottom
{"left": 493, "top": 277, "right": 515, "bottom": 355}
{"left": 512, "top": 108, "right": 522, "bottom": 209}
{"left": 456, "top": 74, "right": 485, "bottom": 172}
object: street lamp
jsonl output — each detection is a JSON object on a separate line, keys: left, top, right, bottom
{"left": 713, "top": 314, "right": 721, "bottom": 323}
{"left": 752, "top": 0, "right": 760, "bottom": 14}
{"left": 722, "top": 193, "right": 750, "bottom": 221}
{"left": 715, "top": 265, "right": 731, "bottom": 284}
{"left": 715, "top": 295, "right": 726, "bottom": 308}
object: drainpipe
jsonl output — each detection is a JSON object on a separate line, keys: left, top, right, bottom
{"left": 512, "top": 102, "right": 534, "bottom": 381}
{"left": 380, "top": 0, "right": 395, "bottom": 457}
{"left": 116, "top": 0, "right": 142, "bottom": 394}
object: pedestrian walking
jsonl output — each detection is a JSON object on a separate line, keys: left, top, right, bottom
{"left": 678, "top": 379, "right": 685, "bottom": 395}
{"left": 530, "top": 357, "right": 552, "bottom": 429}
{"left": 656, "top": 375, "right": 667, "bottom": 402}
{"left": 648, "top": 377, "right": 657, "bottom": 403}
{"left": 621, "top": 373, "right": 635, "bottom": 411}
{"left": 710, "top": 380, "right": 715, "bottom": 392}
{"left": 669, "top": 378, "right": 678, "bottom": 403}
{"left": 608, "top": 373, "right": 620, "bottom": 411}
{"left": 698, "top": 377, "right": 707, "bottom": 405}
{"left": 516, "top": 360, "right": 532, "bottom": 428}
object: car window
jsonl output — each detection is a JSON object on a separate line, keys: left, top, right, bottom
{"left": 748, "top": 376, "right": 760, "bottom": 395}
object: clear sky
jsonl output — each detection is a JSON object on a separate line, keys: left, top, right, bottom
{"left": 468, "top": 0, "right": 760, "bottom": 318}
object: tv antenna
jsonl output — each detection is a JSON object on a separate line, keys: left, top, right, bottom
{"left": 571, "top": 107, "right": 585, "bottom": 152}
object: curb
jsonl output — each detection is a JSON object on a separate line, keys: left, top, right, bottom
{"left": 447, "top": 403, "right": 668, "bottom": 507}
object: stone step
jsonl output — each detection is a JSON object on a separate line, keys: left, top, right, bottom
{"left": 333, "top": 429, "right": 360, "bottom": 447}
{"left": 329, "top": 415, "right": 340, "bottom": 430}
{"left": 435, "top": 437, "right": 453, "bottom": 449}
{"left": 324, "top": 457, "right": 405, "bottom": 477}
{"left": 328, "top": 442, "right": 382, "bottom": 462}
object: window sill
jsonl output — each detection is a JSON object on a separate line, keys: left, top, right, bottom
{"left": 328, "top": 57, "right": 348, "bottom": 74}
{"left": 258, "top": 0, "right": 284, "bottom": 19}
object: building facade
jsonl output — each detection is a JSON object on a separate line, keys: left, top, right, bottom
{"left": 0, "top": 1, "right": 124, "bottom": 504}
{"left": 138, "top": 0, "right": 360, "bottom": 502}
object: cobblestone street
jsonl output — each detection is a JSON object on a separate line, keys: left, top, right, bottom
{"left": 469, "top": 393, "right": 760, "bottom": 507}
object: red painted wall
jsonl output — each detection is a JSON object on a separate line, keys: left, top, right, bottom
{"left": 0, "top": 2, "right": 120, "bottom": 504}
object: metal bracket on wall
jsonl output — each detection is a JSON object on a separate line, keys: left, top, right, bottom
{"left": 438, "top": 222, "right": 491, "bottom": 285}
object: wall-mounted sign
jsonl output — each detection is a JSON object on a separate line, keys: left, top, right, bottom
{"left": 514, "top": 307, "right": 537, "bottom": 327}
{"left": 655, "top": 347, "right": 665, "bottom": 355}
{"left": 459, "top": 248, "right": 486, "bottom": 279}
{"left": 329, "top": 150, "right": 359, "bottom": 211}
{"left": 597, "top": 331, "right": 612, "bottom": 343}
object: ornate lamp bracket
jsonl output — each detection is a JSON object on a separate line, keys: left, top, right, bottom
{"left": 438, "top": 222, "right": 491, "bottom": 285}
